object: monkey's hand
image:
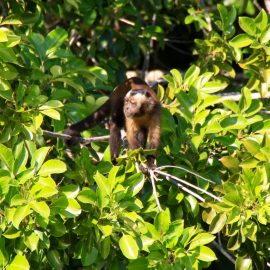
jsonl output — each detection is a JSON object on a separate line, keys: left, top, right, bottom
{"left": 139, "top": 155, "right": 157, "bottom": 174}
{"left": 63, "top": 126, "right": 81, "bottom": 146}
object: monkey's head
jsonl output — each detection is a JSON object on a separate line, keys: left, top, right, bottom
{"left": 123, "top": 89, "right": 158, "bottom": 118}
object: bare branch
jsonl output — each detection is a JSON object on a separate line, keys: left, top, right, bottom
{"left": 149, "top": 170, "right": 162, "bottom": 211}
{"left": 42, "top": 130, "right": 110, "bottom": 144}
{"left": 155, "top": 169, "right": 222, "bottom": 202}
{"left": 158, "top": 165, "right": 215, "bottom": 184}
{"left": 212, "top": 241, "right": 235, "bottom": 264}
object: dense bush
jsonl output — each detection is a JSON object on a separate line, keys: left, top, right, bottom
{"left": 0, "top": 1, "right": 270, "bottom": 270}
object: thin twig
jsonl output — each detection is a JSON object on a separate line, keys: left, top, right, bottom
{"left": 158, "top": 165, "right": 215, "bottom": 184}
{"left": 149, "top": 170, "right": 162, "bottom": 211}
{"left": 219, "top": 91, "right": 270, "bottom": 101}
{"left": 42, "top": 130, "right": 110, "bottom": 144}
{"left": 212, "top": 241, "right": 235, "bottom": 264}
{"left": 155, "top": 169, "right": 222, "bottom": 202}
{"left": 166, "top": 176, "right": 205, "bottom": 202}
{"left": 142, "top": 13, "right": 156, "bottom": 80}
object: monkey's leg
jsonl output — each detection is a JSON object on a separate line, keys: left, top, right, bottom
{"left": 145, "top": 116, "right": 160, "bottom": 168}
{"left": 109, "top": 121, "right": 122, "bottom": 164}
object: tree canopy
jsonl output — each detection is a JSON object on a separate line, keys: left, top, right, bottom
{"left": 0, "top": 1, "right": 270, "bottom": 269}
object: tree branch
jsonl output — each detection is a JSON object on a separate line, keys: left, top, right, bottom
{"left": 42, "top": 130, "right": 110, "bottom": 145}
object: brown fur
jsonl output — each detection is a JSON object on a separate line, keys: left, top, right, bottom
{"left": 64, "top": 77, "right": 161, "bottom": 168}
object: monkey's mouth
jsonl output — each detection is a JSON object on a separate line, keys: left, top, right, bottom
{"left": 124, "top": 109, "right": 145, "bottom": 118}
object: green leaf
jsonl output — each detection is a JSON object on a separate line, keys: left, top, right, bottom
{"left": 45, "top": 28, "right": 68, "bottom": 56}
{"left": 239, "top": 87, "right": 252, "bottom": 113}
{"left": 201, "top": 81, "right": 227, "bottom": 93}
{"left": 189, "top": 233, "right": 215, "bottom": 250}
{"left": 94, "top": 172, "right": 110, "bottom": 196}
{"left": 82, "top": 247, "right": 98, "bottom": 266}
{"left": 3, "top": 227, "right": 21, "bottom": 239}
{"left": 242, "top": 138, "right": 260, "bottom": 155}
{"left": 64, "top": 198, "right": 81, "bottom": 216}
{"left": 254, "top": 9, "right": 268, "bottom": 31}
{"left": 209, "top": 213, "right": 227, "bottom": 234}
{"left": 229, "top": 34, "right": 254, "bottom": 48}
{"left": 170, "top": 69, "right": 182, "bottom": 87}
{"left": 25, "top": 232, "right": 39, "bottom": 252}
{"left": 39, "top": 100, "right": 63, "bottom": 110}
{"left": 0, "top": 144, "right": 13, "bottom": 170}
{"left": 184, "top": 15, "right": 194, "bottom": 24}
{"left": 31, "top": 147, "right": 50, "bottom": 171}
{"left": 40, "top": 109, "right": 60, "bottom": 120}
{"left": 0, "top": 125, "right": 11, "bottom": 144}
{"left": 28, "top": 33, "right": 46, "bottom": 59}
{"left": 13, "top": 205, "right": 32, "bottom": 229}
{"left": 260, "top": 25, "right": 270, "bottom": 44}
{"left": 0, "top": 44, "right": 18, "bottom": 63}
{"left": 185, "top": 195, "right": 199, "bottom": 217}
{"left": 60, "top": 185, "right": 80, "bottom": 198}
{"left": 221, "top": 116, "right": 247, "bottom": 130}
{"left": 227, "top": 233, "right": 241, "bottom": 250}
{"left": 30, "top": 201, "right": 50, "bottom": 218}
{"left": 77, "top": 189, "right": 97, "bottom": 205}
{"left": 34, "top": 182, "right": 58, "bottom": 200}
{"left": 220, "top": 156, "right": 239, "bottom": 170}
{"left": 13, "top": 145, "right": 28, "bottom": 175}
{"left": 119, "top": 234, "right": 139, "bottom": 259}
{"left": 239, "top": 17, "right": 257, "bottom": 36}
{"left": 235, "top": 256, "right": 252, "bottom": 270}
{"left": 98, "top": 224, "right": 113, "bottom": 237}
{"left": 46, "top": 250, "right": 63, "bottom": 270}
{"left": 100, "top": 237, "right": 111, "bottom": 259}
{"left": 88, "top": 66, "right": 108, "bottom": 81}
{"left": 1, "top": 15, "right": 22, "bottom": 26}
{"left": 0, "top": 238, "right": 8, "bottom": 266}
{"left": 38, "top": 159, "right": 67, "bottom": 176}
{"left": 6, "top": 255, "right": 29, "bottom": 270}
{"left": 54, "top": 78, "right": 84, "bottom": 95}
{"left": 154, "top": 208, "right": 171, "bottom": 234}
{"left": 184, "top": 65, "right": 200, "bottom": 86}
{"left": 197, "top": 246, "right": 217, "bottom": 262}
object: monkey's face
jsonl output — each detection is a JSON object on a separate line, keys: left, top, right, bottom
{"left": 124, "top": 89, "right": 157, "bottom": 118}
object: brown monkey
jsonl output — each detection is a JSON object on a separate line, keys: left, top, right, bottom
{"left": 64, "top": 77, "right": 161, "bottom": 169}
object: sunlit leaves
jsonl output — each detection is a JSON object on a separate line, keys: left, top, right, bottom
{"left": 119, "top": 235, "right": 139, "bottom": 260}
{"left": 38, "top": 160, "right": 67, "bottom": 176}
{"left": 6, "top": 255, "right": 29, "bottom": 270}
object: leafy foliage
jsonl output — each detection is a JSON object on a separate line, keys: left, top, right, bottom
{"left": 0, "top": 1, "right": 270, "bottom": 270}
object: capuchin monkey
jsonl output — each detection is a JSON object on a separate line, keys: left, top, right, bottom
{"left": 64, "top": 77, "right": 161, "bottom": 170}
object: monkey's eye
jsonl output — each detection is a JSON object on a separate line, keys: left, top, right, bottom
{"left": 146, "top": 92, "right": 151, "bottom": 98}
{"left": 130, "top": 100, "right": 136, "bottom": 105}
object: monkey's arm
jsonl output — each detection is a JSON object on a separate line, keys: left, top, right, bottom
{"left": 146, "top": 111, "right": 161, "bottom": 169}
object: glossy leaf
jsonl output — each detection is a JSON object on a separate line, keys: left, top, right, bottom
{"left": 13, "top": 205, "right": 32, "bottom": 229}
{"left": 197, "top": 246, "right": 217, "bottom": 262}
{"left": 239, "top": 17, "right": 257, "bottom": 36}
{"left": 235, "top": 256, "right": 252, "bottom": 270}
{"left": 38, "top": 159, "right": 67, "bottom": 176}
{"left": 31, "top": 147, "right": 50, "bottom": 171}
{"left": 209, "top": 213, "right": 227, "bottom": 234}
{"left": 30, "top": 201, "right": 50, "bottom": 218}
{"left": 6, "top": 255, "right": 29, "bottom": 270}
{"left": 229, "top": 34, "right": 254, "bottom": 48}
{"left": 119, "top": 234, "right": 139, "bottom": 259}
{"left": 0, "top": 144, "right": 13, "bottom": 169}
{"left": 154, "top": 208, "right": 171, "bottom": 234}
{"left": 189, "top": 233, "right": 215, "bottom": 250}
